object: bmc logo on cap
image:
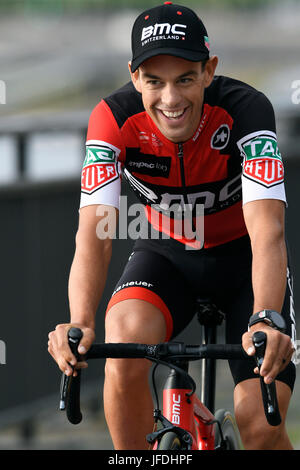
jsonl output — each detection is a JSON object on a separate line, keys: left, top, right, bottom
{"left": 141, "top": 22, "right": 187, "bottom": 42}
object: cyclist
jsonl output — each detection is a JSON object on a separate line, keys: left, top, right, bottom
{"left": 48, "top": 2, "right": 296, "bottom": 450}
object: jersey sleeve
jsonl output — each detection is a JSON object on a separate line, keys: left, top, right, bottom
{"left": 79, "top": 100, "right": 125, "bottom": 210}
{"left": 233, "top": 92, "right": 286, "bottom": 206}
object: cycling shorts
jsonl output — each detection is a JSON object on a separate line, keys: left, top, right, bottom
{"left": 106, "top": 235, "right": 296, "bottom": 391}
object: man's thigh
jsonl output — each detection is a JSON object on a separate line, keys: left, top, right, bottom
{"left": 234, "top": 378, "right": 293, "bottom": 449}
{"left": 105, "top": 249, "right": 196, "bottom": 342}
{"left": 225, "top": 264, "right": 296, "bottom": 392}
{"left": 105, "top": 298, "right": 167, "bottom": 343}
{"left": 234, "top": 378, "right": 292, "bottom": 420}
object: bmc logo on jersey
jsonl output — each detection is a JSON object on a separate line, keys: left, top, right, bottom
{"left": 237, "top": 131, "right": 284, "bottom": 187}
{"left": 141, "top": 23, "right": 187, "bottom": 43}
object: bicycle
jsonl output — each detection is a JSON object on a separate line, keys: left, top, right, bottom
{"left": 59, "top": 300, "right": 281, "bottom": 450}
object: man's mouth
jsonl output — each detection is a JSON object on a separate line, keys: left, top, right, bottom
{"left": 159, "top": 108, "right": 187, "bottom": 120}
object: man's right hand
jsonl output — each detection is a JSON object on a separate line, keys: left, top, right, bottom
{"left": 48, "top": 323, "right": 95, "bottom": 376}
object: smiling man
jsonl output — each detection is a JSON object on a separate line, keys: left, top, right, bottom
{"left": 131, "top": 55, "right": 218, "bottom": 143}
{"left": 48, "top": 2, "right": 296, "bottom": 450}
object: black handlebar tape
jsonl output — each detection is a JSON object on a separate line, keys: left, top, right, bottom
{"left": 195, "top": 344, "right": 250, "bottom": 360}
{"left": 66, "top": 327, "right": 84, "bottom": 425}
{"left": 86, "top": 343, "right": 150, "bottom": 359}
{"left": 252, "top": 331, "right": 281, "bottom": 427}
{"left": 85, "top": 342, "right": 251, "bottom": 361}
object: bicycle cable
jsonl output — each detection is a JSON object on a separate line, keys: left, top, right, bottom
{"left": 148, "top": 356, "right": 197, "bottom": 406}
{"left": 151, "top": 362, "right": 160, "bottom": 411}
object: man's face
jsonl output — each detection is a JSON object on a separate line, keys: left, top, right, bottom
{"left": 131, "top": 55, "right": 217, "bottom": 143}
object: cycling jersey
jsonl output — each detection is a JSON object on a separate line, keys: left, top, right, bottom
{"left": 80, "top": 75, "right": 286, "bottom": 249}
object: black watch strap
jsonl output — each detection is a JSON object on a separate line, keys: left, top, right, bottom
{"left": 248, "top": 309, "right": 286, "bottom": 333}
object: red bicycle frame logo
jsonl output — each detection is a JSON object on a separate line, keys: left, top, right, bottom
{"left": 161, "top": 388, "right": 215, "bottom": 450}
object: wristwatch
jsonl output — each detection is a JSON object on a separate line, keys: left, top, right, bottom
{"left": 248, "top": 309, "right": 286, "bottom": 333}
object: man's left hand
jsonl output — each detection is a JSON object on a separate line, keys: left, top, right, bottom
{"left": 242, "top": 323, "right": 294, "bottom": 384}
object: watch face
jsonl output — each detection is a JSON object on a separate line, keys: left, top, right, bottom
{"left": 250, "top": 310, "right": 286, "bottom": 332}
{"left": 265, "top": 310, "right": 286, "bottom": 331}
{"left": 276, "top": 314, "right": 286, "bottom": 331}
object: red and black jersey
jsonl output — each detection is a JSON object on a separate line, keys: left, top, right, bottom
{"left": 80, "top": 75, "right": 286, "bottom": 249}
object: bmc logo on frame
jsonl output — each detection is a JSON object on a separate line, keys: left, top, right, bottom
{"left": 141, "top": 23, "right": 187, "bottom": 42}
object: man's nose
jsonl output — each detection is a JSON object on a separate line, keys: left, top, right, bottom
{"left": 161, "top": 84, "right": 181, "bottom": 108}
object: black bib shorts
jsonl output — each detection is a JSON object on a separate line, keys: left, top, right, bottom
{"left": 106, "top": 235, "right": 296, "bottom": 391}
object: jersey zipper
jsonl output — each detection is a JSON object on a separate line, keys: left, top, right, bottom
{"left": 177, "top": 143, "right": 197, "bottom": 237}
{"left": 177, "top": 142, "right": 187, "bottom": 199}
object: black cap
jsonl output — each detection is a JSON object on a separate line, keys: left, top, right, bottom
{"left": 131, "top": 2, "right": 210, "bottom": 73}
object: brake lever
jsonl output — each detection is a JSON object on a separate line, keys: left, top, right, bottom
{"left": 252, "top": 331, "right": 281, "bottom": 426}
{"left": 59, "top": 328, "right": 83, "bottom": 411}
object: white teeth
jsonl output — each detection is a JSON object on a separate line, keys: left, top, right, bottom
{"left": 162, "top": 109, "right": 184, "bottom": 118}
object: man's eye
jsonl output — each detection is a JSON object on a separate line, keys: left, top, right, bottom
{"left": 179, "top": 78, "right": 192, "bottom": 84}
{"left": 148, "top": 80, "right": 160, "bottom": 86}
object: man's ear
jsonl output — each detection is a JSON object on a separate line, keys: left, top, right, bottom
{"left": 128, "top": 62, "right": 141, "bottom": 93}
{"left": 203, "top": 55, "right": 218, "bottom": 88}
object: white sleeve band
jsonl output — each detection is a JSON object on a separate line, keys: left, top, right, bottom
{"left": 242, "top": 175, "right": 287, "bottom": 206}
{"left": 79, "top": 176, "right": 121, "bottom": 210}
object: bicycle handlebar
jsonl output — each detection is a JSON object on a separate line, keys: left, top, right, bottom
{"left": 59, "top": 327, "right": 281, "bottom": 427}
{"left": 87, "top": 342, "right": 249, "bottom": 361}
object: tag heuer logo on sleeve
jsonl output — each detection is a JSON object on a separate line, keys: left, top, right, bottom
{"left": 237, "top": 130, "right": 282, "bottom": 161}
{"left": 243, "top": 158, "right": 284, "bottom": 187}
{"left": 83, "top": 145, "right": 116, "bottom": 167}
{"left": 81, "top": 163, "right": 119, "bottom": 194}
{"left": 82, "top": 141, "right": 120, "bottom": 194}
{"left": 237, "top": 131, "right": 284, "bottom": 187}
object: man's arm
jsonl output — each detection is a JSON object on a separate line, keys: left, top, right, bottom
{"left": 242, "top": 199, "right": 294, "bottom": 383}
{"left": 69, "top": 204, "right": 115, "bottom": 328}
{"left": 48, "top": 204, "right": 117, "bottom": 376}
{"left": 244, "top": 199, "right": 287, "bottom": 313}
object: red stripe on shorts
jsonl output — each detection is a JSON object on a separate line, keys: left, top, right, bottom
{"left": 106, "top": 287, "right": 173, "bottom": 341}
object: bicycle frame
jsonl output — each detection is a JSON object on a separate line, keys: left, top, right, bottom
{"left": 151, "top": 304, "right": 222, "bottom": 450}
{"left": 161, "top": 362, "right": 216, "bottom": 450}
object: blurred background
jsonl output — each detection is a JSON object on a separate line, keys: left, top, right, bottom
{"left": 0, "top": 0, "right": 299, "bottom": 450}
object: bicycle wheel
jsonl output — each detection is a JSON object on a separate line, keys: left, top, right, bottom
{"left": 214, "top": 409, "right": 241, "bottom": 450}
{"left": 157, "top": 431, "right": 182, "bottom": 450}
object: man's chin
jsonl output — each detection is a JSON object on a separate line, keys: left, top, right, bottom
{"left": 160, "top": 129, "right": 190, "bottom": 143}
